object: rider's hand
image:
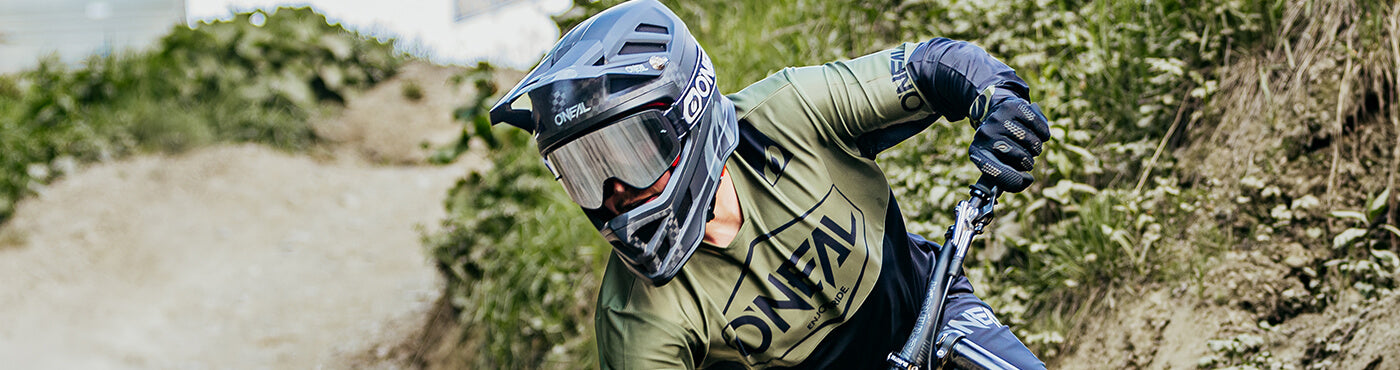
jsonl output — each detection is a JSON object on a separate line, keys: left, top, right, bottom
{"left": 967, "top": 87, "right": 1051, "bottom": 193}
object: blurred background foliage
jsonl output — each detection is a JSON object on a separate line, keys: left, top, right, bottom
{"left": 423, "top": 63, "right": 608, "bottom": 368}
{"left": 424, "top": 125, "right": 605, "bottom": 368}
{"left": 431, "top": 0, "right": 1400, "bottom": 366}
{"left": 0, "top": 7, "right": 403, "bottom": 222}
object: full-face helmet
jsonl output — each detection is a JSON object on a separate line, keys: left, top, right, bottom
{"left": 489, "top": 0, "right": 738, "bottom": 286}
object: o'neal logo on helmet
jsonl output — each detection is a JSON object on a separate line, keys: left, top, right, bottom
{"left": 679, "top": 49, "right": 716, "bottom": 125}
{"left": 554, "top": 101, "right": 592, "bottom": 126}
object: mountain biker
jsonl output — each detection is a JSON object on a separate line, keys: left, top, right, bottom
{"left": 489, "top": 0, "right": 1051, "bottom": 368}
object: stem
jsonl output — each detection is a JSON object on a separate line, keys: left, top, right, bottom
{"left": 1135, "top": 89, "right": 1192, "bottom": 195}
{"left": 1327, "top": 36, "right": 1354, "bottom": 207}
{"left": 1389, "top": 5, "right": 1399, "bottom": 237}
{"left": 1389, "top": 5, "right": 1399, "bottom": 194}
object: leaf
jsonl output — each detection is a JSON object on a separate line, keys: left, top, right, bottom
{"left": 1043, "top": 179, "right": 1097, "bottom": 205}
{"left": 1059, "top": 143, "right": 1101, "bottom": 165}
{"left": 1044, "top": 180, "right": 1074, "bottom": 204}
{"left": 1070, "top": 182, "right": 1099, "bottom": 194}
{"left": 318, "top": 33, "right": 354, "bottom": 61}
{"left": 1372, "top": 249, "right": 1400, "bottom": 271}
{"left": 1047, "top": 150, "right": 1072, "bottom": 179}
{"left": 1330, "top": 210, "right": 1369, "bottom": 224}
{"left": 1291, "top": 195, "right": 1321, "bottom": 210}
{"left": 1367, "top": 187, "right": 1391, "bottom": 224}
{"left": 1382, "top": 224, "right": 1400, "bottom": 238}
{"left": 1332, "top": 228, "right": 1368, "bottom": 249}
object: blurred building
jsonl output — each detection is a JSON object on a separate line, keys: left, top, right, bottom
{"left": 0, "top": 0, "right": 186, "bottom": 74}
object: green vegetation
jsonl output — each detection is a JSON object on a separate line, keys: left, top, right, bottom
{"left": 425, "top": 67, "right": 607, "bottom": 368}
{"left": 431, "top": 0, "right": 1399, "bottom": 366}
{"left": 0, "top": 7, "right": 404, "bottom": 222}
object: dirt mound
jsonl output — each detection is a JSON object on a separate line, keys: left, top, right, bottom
{"left": 0, "top": 145, "right": 469, "bottom": 368}
{"left": 313, "top": 62, "right": 476, "bottom": 165}
{"left": 0, "top": 61, "right": 481, "bottom": 368}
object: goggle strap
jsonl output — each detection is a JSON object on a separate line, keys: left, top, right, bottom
{"left": 664, "top": 108, "right": 691, "bottom": 139}
{"left": 541, "top": 157, "right": 561, "bottom": 180}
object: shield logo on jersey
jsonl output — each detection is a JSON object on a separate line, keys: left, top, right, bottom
{"left": 736, "top": 123, "right": 794, "bottom": 186}
{"left": 762, "top": 145, "right": 793, "bottom": 186}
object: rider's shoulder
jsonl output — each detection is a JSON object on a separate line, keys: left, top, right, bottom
{"left": 727, "top": 67, "right": 826, "bottom": 112}
{"left": 597, "top": 253, "right": 704, "bottom": 316}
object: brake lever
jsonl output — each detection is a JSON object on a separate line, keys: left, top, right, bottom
{"left": 967, "top": 178, "right": 1001, "bottom": 236}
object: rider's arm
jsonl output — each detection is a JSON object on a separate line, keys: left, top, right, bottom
{"left": 759, "top": 39, "right": 1027, "bottom": 157}
{"left": 904, "top": 38, "right": 1029, "bottom": 121}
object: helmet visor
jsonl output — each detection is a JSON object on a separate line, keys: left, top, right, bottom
{"left": 544, "top": 109, "right": 680, "bottom": 209}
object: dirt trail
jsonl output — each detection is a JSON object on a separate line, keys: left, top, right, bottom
{"left": 0, "top": 62, "right": 476, "bottom": 369}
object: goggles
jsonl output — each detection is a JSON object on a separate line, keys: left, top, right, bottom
{"left": 543, "top": 109, "right": 681, "bottom": 209}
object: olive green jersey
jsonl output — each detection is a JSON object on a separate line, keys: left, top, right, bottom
{"left": 597, "top": 42, "right": 945, "bottom": 369}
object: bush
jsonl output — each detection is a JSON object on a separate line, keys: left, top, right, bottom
{"left": 425, "top": 65, "right": 608, "bottom": 368}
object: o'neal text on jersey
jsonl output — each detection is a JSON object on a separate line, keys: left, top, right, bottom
{"left": 722, "top": 186, "right": 872, "bottom": 362}
{"left": 889, "top": 47, "right": 925, "bottom": 112}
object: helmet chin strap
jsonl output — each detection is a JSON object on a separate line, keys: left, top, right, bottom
{"left": 705, "top": 165, "right": 728, "bottom": 222}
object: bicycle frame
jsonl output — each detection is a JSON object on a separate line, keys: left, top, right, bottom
{"left": 886, "top": 181, "right": 1018, "bottom": 370}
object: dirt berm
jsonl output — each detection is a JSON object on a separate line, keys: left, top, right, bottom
{"left": 0, "top": 62, "right": 476, "bottom": 369}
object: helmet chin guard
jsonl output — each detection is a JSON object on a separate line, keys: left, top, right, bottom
{"left": 488, "top": 0, "right": 738, "bottom": 285}
{"left": 601, "top": 93, "right": 737, "bottom": 285}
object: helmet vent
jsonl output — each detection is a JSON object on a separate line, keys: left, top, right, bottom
{"left": 635, "top": 23, "right": 668, "bottom": 34}
{"left": 634, "top": 219, "right": 663, "bottom": 244}
{"left": 609, "top": 75, "right": 651, "bottom": 93}
{"left": 619, "top": 42, "right": 666, "bottom": 55}
{"left": 593, "top": 56, "right": 607, "bottom": 66}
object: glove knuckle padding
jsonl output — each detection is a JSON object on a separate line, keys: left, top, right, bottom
{"left": 1019, "top": 104, "right": 1035, "bottom": 122}
{"left": 970, "top": 146, "right": 1034, "bottom": 193}
{"left": 1004, "top": 120, "right": 1026, "bottom": 141}
{"left": 1025, "top": 102, "right": 1052, "bottom": 140}
{"left": 989, "top": 101, "right": 1046, "bottom": 155}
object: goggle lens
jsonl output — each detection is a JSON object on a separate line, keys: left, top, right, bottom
{"left": 544, "top": 109, "right": 679, "bottom": 209}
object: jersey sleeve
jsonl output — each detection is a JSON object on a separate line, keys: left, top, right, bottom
{"left": 760, "top": 42, "right": 941, "bottom": 157}
{"left": 596, "top": 305, "right": 699, "bottom": 369}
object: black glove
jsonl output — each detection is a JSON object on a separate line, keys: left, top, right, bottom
{"left": 967, "top": 86, "right": 1051, "bottom": 193}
